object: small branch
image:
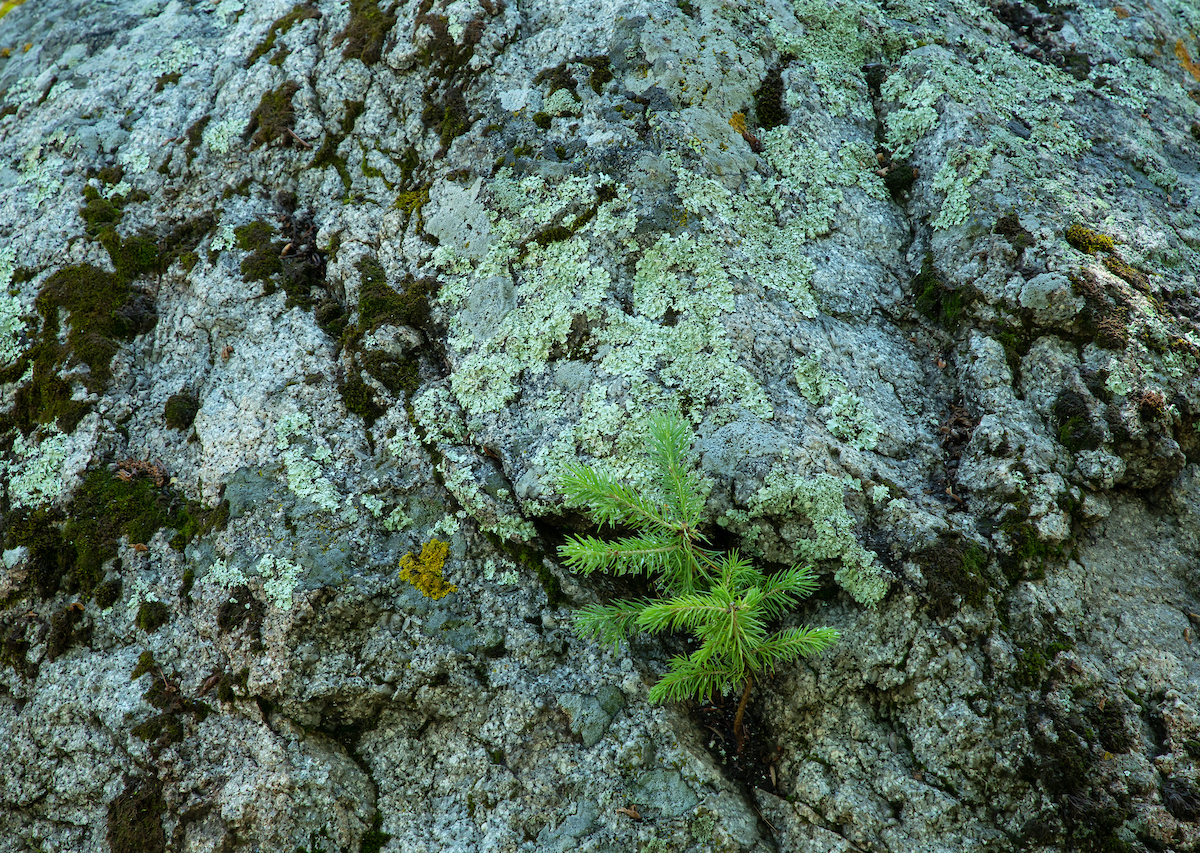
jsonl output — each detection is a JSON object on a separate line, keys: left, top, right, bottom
{"left": 734, "top": 675, "right": 754, "bottom": 754}
{"left": 286, "top": 127, "right": 312, "bottom": 148}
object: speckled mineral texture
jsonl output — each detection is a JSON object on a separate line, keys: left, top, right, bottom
{"left": 1, "top": 0, "right": 1198, "bottom": 850}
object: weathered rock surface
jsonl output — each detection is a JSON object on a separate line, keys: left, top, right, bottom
{"left": 1, "top": 0, "right": 1198, "bottom": 850}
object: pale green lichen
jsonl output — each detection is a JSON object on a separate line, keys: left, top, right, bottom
{"left": 274, "top": 411, "right": 350, "bottom": 518}
{"left": 748, "top": 465, "right": 888, "bottom": 606}
{"left": 793, "top": 356, "right": 879, "bottom": 451}
{"left": 203, "top": 115, "right": 244, "bottom": 154}
{"left": 254, "top": 553, "right": 303, "bottom": 609}
{"left": 0, "top": 246, "right": 23, "bottom": 365}
{"left": 8, "top": 428, "right": 70, "bottom": 509}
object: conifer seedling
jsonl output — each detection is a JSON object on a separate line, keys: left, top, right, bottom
{"left": 560, "top": 412, "right": 839, "bottom": 750}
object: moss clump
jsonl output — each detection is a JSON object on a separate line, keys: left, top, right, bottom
{"left": 1014, "top": 640, "right": 1072, "bottom": 687}
{"left": 95, "top": 578, "right": 123, "bottom": 608}
{"left": 579, "top": 55, "right": 613, "bottom": 94}
{"left": 246, "top": 3, "right": 320, "bottom": 68}
{"left": 163, "top": 391, "right": 199, "bottom": 431}
{"left": 912, "top": 252, "right": 972, "bottom": 330}
{"left": 153, "top": 71, "right": 180, "bottom": 92}
{"left": 360, "top": 813, "right": 392, "bottom": 853}
{"left": 399, "top": 538, "right": 457, "bottom": 599}
{"left": 340, "top": 372, "right": 386, "bottom": 426}
{"left": 46, "top": 602, "right": 90, "bottom": 661}
{"left": 217, "top": 585, "right": 265, "bottom": 639}
{"left": 531, "top": 111, "right": 552, "bottom": 130}
{"left": 994, "top": 213, "right": 1035, "bottom": 252}
{"left": 79, "top": 186, "right": 123, "bottom": 237}
{"left": 1052, "top": 389, "right": 1104, "bottom": 452}
{"left": 335, "top": 0, "right": 398, "bottom": 65}
{"left": 883, "top": 160, "right": 916, "bottom": 199}
{"left": 244, "top": 81, "right": 302, "bottom": 149}
{"left": 184, "top": 115, "right": 210, "bottom": 164}
{"left": 235, "top": 220, "right": 284, "bottom": 286}
{"left": 1066, "top": 223, "right": 1116, "bottom": 254}
{"left": 0, "top": 617, "right": 35, "bottom": 679}
{"left": 310, "top": 99, "right": 363, "bottom": 193}
{"left": 416, "top": 11, "right": 483, "bottom": 154}
{"left": 915, "top": 539, "right": 989, "bottom": 618}
{"left": 135, "top": 601, "right": 170, "bottom": 633}
{"left": 4, "top": 509, "right": 74, "bottom": 597}
{"left": 106, "top": 777, "right": 166, "bottom": 853}
{"left": 64, "top": 468, "right": 194, "bottom": 596}
{"left": 131, "top": 712, "right": 184, "bottom": 747}
{"left": 753, "top": 62, "right": 788, "bottom": 130}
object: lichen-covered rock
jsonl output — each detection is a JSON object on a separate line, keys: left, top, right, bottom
{"left": 1, "top": 0, "right": 1198, "bottom": 851}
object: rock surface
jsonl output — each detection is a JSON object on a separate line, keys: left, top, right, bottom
{"left": 1, "top": 0, "right": 1199, "bottom": 851}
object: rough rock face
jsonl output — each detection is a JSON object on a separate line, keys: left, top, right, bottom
{"left": 1, "top": 0, "right": 1198, "bottom": 850}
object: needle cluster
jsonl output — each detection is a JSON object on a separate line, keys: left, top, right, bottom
{"left": 560, "top": 413, "right": 838, "bottom": 732}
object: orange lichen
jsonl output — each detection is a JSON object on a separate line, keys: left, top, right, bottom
{"left": 399, "top": 538, "right": 457, "bottom": 600}
{"left": 1176, "top": 40, "right": 1200, "bottom": 83}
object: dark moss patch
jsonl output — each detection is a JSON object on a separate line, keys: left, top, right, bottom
{"left": 217, "top": 584, "right": 265, "bottom": 637}
{"left": 534, "top": 63, "right": 579, "bottom": 98}
{"left": 246, "top": 3, "right": 320, "bottom": 68}
{"left": 184, "top": 115, "right": 210, "bottom": 165}
{"left": 531, "top": 111, "right": 552, "bottom": 130}
{"left": 883, "top": 160, "right": 916, "bottom": 199}
{"left": 416, "top": 11, "right": 484, "bottom": 155}
{"left": 336, "top": 0, "right": 398, "bottom": 65}
{"left": 340, "top": 372, "right": 386, "bottom": 426}
{"left": 1014, "top": 639, "right": 1072, "bottom": 687}
{"left": 216, "top": 666, "right": 250, "bottom": 703}
{"left": 153, "top": 71, "right": 180, "bottom": 92}
{"left": 1, "top": 463, "right": 220, "bottom": 606}
{"left": 95, "top": 578, "right": 123, "bottom": 608}
{"left": 163, "top": 391, "right": 199, "bottom": 431}
{"left": 1066, "top": 223, "right": 1115, "bottom": 254}
{"left": 1071, "top": 270, "right": 1129, "bottom": 351}
{"left": 106, "top": 777, "right": 166, "bottom": 853}
{"left": 131, "top": 712, "right": 184, "bottom": 748}
{"left": 1163, "top": 777, "right": 1200, "bottom": 821}
{"left": 38, "top": 261, "right": 154, "bottom": 389}
{"left": 63, "top": 467, "right": 193, "bottom": 596}
{"left": 1101, "top": 254, "right": 1150, "bottom": 292}
{"left": 179, "top": 568, "right": 195, "bottom": 601}
{"left": 1053, "top": 389, "right": 1104, "bottom": 452}
{"left": 914, "top": 539, "right": 989, "bottom": 618}
{"left": 310, "top": 100, "right": 364, "bottom": 193}
{"left": 994, "top": 213, "right": 1035, "bottom": 253}
{"left": 80, "top": 186, "right": 123, "bottom": 237}
{"left": 361, "top": 812, "right": 392, "bottom": 853}
{"left": 235, "top": 219, "right": 284, "bottom": 286}
{"left": 998, "top": 515, "right": 1063, "bottom": 582}
{"left": 753, "top": 62, "right": 788, "bottom": 130}
{"left": 579, "top": 55, "right": 613, "bottom": 94}
{"left": 358, "top": 262, "right": 434, "bottom": 330}
{"left": 135, "top": 600, "right": 170, "bottom": 633}
{"left": 46, "top": 602, "right": 90, "bottom": 661}
{"left": 244, "top": 81, "right": 302, "bottom": 149}
{"left": 913, "top": 252, "right": 972, "bottom": 330}
{"left": 0, "top": 616, "right": 35, "bottom": 679}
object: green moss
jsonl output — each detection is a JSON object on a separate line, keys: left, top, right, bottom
{"left": 94, "top": 578, "right": 122, "bottom": 608}
{"left": 153, "top": 71, "right": 180, "bottom": 92}
{"left": 46, "top": 602, "right": 89, "bottom": 661}
{"left": 0, "top": 617, "right": 35, "bottom": 678}
{"left": 416, "top": 11, "right": 482, "bottom": 154}
{"left": 244, "top": 81, "right": 302, "bottom": 149}
{"left": 235, "top": 219, "right": 284, "bottom": 288}
{"left": 38, "top": 263, "right": 153, "bottom": 387}
{"left": 357, "top": 259, "right": 434, "bottom": 330}
{"left": 131, "top": 712, "right": 184, "bottom": 747}
{"left": 135, "top": 601, "right": 170, "bottom": 633}
{"left": 1066, "top": 223, "right": 1116, "bottom": 254}
{"left": 915, "top": 538, "right": 989, "bottom": 618}
{"left": 754, "top": 62, "right": 788, "bottom": 130}
{"left": 531, "top": 111, "right": 552, "bottom": 130}
{"left": 163, "top": 391, "right": 199, "bottom": 431}
{"left": 216, "top": 667, "right": 249, "bottom": 703}
{"left": 1015, "top": 639, "right": 1072, "bottom": 687}
{"left": 79, "top": 186, "right": 123, "bottom": 237}
{"left": 335, "top": 0, "right": 397, "bottom": 65}
{"left": 246, "top": 3, "right": 320, "bottom": 68}
{"left": 179, "top": 568, "right": 194, "bottom": 601}
{"left": 131, "top": 650, "right": 156, "bottom": 680}
{"left": 1052, "top": 389, "right": 1103, "bottom": 452}
{"left": 310, "top": 100, "right": 363, "bottom": 193}
{"left": 340, "top": 372, "right": 385, "bottom": 425}
{"left": 106, "top": 777, "right": 166, "bottom": 853}
{"left": 217, "top": 585, "right": 265, "bottom": 639}
{"left": 994, "top": 214, "right": 1034, "bottom": 252}
{"left": 579, "top": 55, "right": 613, "bottom": 94}
{"left": 184, "top": 115, "right": 210, "bottom": 164}
{"left": 912, "top": 251, "right": 971, "bottom": 329}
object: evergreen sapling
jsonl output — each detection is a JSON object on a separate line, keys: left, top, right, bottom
{"left": 560, "top": 413, "right": 839, "bottom": 749}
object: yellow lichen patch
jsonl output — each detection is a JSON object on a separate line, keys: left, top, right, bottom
{"left": 399, "top": 538, "right": 457, "bottom": 600}
{"left": 1175, "top": 40, "right": 1200, "bottom": 83}
{"left": 1066, "top": 223, "right": 1116, "bottom": 254}
{"left": 0, "top": 0, "right": 26, "bottom": 20}
{"left": 728, "top": 112, "right": 747, "bottom": 135}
